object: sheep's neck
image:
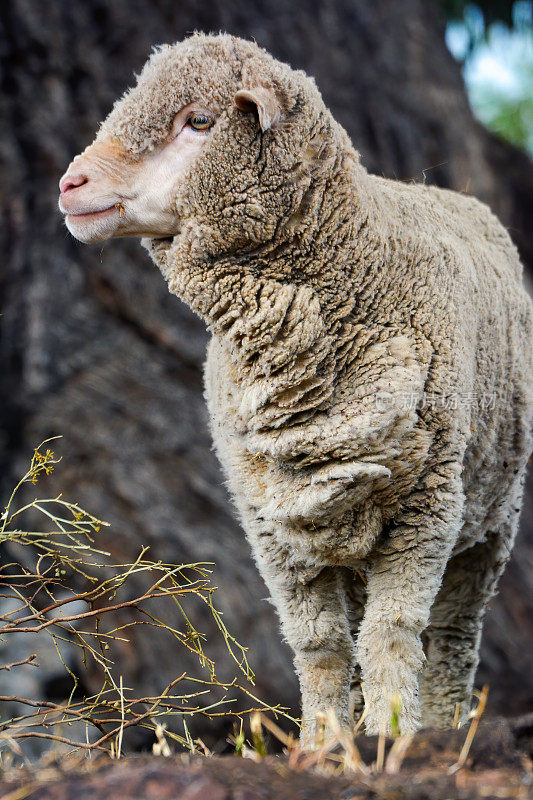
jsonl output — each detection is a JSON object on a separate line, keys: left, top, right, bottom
{"left": 149, "top": 151, "right": 388, "bottom": 429}
{"left": 237, "top": 152, "right": 387, "bottom": 328}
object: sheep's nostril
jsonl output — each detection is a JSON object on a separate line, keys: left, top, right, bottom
{"left": 59, "top": 173, "right": 89, "bottom": 194}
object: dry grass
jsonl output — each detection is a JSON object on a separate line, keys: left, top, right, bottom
{"left": 228, "top": 688, "right": 490, "bottom": 779}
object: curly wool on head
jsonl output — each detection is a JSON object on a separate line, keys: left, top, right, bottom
{"left": 60, "top": 32, "right": 533, "bottom": 747}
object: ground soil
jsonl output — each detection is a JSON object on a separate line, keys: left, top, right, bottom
{"left": 1, "top": 715, "right": 532, "bottom": 800}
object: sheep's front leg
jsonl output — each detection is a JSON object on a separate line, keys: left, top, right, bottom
{"left": 249, "top": 531, "right": 354, "bottom": 747}
{"left": 357, "top": 474, "right": 464, "bottom": 735}
{"left": 292, "top": 568, "right": 355, "bottom": 745}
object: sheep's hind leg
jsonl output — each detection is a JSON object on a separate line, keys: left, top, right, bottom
{"left": 420, "top": 519, "right": 518, "bottom": 728}
{"left": 356, "top": 471, "right": 465, "bottom": 736}
{"left": 341, "top": 568, "right": 367, "bottom": 723}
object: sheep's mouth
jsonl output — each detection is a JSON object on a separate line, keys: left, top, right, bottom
{"left": 65, "top": 205, "right": 119, "bottom": 221}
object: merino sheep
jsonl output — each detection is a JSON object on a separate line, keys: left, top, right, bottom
{"left": 58, "top": 33, "right": 533, "bottom": 744}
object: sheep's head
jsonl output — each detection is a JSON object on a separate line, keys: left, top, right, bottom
{"left": 59, "top": 33, "right": 338, "bottom": 265}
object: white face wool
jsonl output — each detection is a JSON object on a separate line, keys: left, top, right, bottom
{"left": 59, "top": 102, "right": 215, "bottom": 243}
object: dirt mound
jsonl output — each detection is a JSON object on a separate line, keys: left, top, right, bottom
{"left": 2, "top": 715, "right": 532, "bottom": 800}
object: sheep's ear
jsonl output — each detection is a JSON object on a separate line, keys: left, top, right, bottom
{"left": 234, "top": 87, "right": 281, "bottom": 132}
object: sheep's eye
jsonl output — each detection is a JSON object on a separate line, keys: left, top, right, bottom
{"left": 189, "top": 114, "right": 213, "bottom": 131}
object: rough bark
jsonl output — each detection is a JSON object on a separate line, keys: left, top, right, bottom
{"left": 1, "top": 0, "right": 532, "bottom": 741}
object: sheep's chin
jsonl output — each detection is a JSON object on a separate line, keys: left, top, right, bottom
{"left": 65, "top": 211, "right": 120, "bottom": 244}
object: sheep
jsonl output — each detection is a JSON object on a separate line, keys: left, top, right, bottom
{"left": 58, "top": 32, "right": 533, "bottom": 745}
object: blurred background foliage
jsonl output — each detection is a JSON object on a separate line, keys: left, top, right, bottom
{"left": 443, "top": 1, "right": 533, "bottom": 154}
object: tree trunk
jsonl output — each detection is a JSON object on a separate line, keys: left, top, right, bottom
{"left": 1, "top": 0, "right": 532, "bottom": 741}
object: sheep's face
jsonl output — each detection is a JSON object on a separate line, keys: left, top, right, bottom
{"left": 59, "top": 34, "right": 333, "bottom": 261}
{"left": 59, "top": 102, "right": 216, "bottom": 243}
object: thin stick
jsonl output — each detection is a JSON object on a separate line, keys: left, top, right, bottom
{"left": 375, "top": 725, "right": 386, "bottom": 772}
{"left": 0, "top": 655, "right": 38, "bottom": 671}
{"left": 116, "top": 675, "right": 125, "bottom": 759}
{"left": 352, "top": 684, "right": 369, "bottom": 736}
{"left": 384, "top": 733, "right": 414, "bottom": 774}
{"left": 449, "top": 685, "right": 489, "bottom": 773}
{"left": 258, "top": 713, "right": 295, "bottom": 749}
{"left": 325, "top": 709, "right": 368, "bottom": 774}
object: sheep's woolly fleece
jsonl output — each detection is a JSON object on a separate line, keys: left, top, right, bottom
{"left": 99, "top": 33, "right": 533, "bottom": 742}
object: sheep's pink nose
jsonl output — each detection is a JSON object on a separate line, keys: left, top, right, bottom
{"left": 59, "top": 173, "right": 89, "bottom": 194}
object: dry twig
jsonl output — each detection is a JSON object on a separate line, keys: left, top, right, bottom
{"left": 0, "top": 442, "right": 290, "bottom": 760}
